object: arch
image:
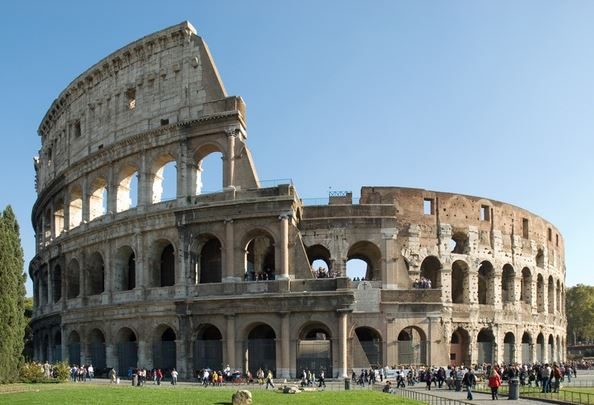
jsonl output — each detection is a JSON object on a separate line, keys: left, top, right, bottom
{"left": 68, "top": 331, "right": 81, "bottom": 366}
{"left": 68, "top": 186, "right": 83, "bottom": 228}
{"left": 548, "top": 334, "right": 554, "bottom": 362}
{"left": 153, "top": 325, "right": 177, "bottom": 371}
{"left": 537, "top": 274, "right": 545, "bottom": 313}
{"left": 40, "top": 267, "right": 48, "bottom": 304}
{"left": 199, "top": 237, "right": 222, "bottom": 284}
{"left": 501, "top": 264, "right": 515, "bottom": 304}
{"left": 420, "top": 256, "right": 441, "bottom": 288}
{"left": 152, "top": 154, "right": 177, "bottom": 203}
{"left": 548, "top": 276, "right": 555, "bottom": 314}
{"left": 556, "top": 279, "right": 561, "bottom": 313}
{"left": 397, "top": 326, "right": 427, "bottom": 365}
{"left": 478, "top": 261, "right": 495, "bottom": 305}
{"left": 66, "top": 259, "right": 80, "bottom": 299}
{"left": 54, "top": 198, "right": 65, "bottom": 235}
{"left": 477, "top": 328, "right": 494, "bottom": 364}
{"left": 536, "top": 333, "right": 545, "bottom": 363}
{"left": 244, "top": 232, "right": 275, "bottom": 281}
{"left": 42, "top": 334, "right": 50, "bottom": 362}
{"left": 89, "top": 177, "right": 108, "bottom": 221}
{"left": 536, "top": 248, "right": 545, "bottom": 268}
{"left": 194, "top": 147, "right": 224, "bottom": 194}
{"left": 52, "top": 264, "right": 62, "bottom": 303}
{"left": 503, "top": 332, "right": 515, "bottom": 364}
{"left": 347, "top": 241, "right": 382, "bottom": 281}
{"left": 521, "top": 267, "right": 532, "bottom": 305}
{"left": 521, "top": 332, "right": 532, "bottom": 364}
{"left": 297, "top": 323, "right": 333, "bottom": 376}
{"left": 193, "top": 324, "right": 223, "bottom": 371}
{"left": 52, "top": 330, "right": 62, "bottom": 362}
{"left": 150, "top": 239, "right": 175, "bottom": 287}
{"left": 116, "top": 327, "right": 138, "bottom": 376}
{"left": 246, "top": 324, "right": 276, "bottom": 376}
{"left": 306, "top": 244, "right": 332, "bottom": 276}
{"left": 450, "top": 231, "right": 469, "bottom": 254}
{"left": 88, "top": 328, "right": 106, "bottom": 369}
{"left": 353, "top": 327, "right": 382, "bottom": 370}
{"left": 451, "top": 260, "right": 469, "bottom": 304}
{"left": 86, "top": 252, "right": 105, "bottom": 295}
{"left": 556, "top": 335, "right": 561, "bottom": 363}
{"left": 450, "top": 328, "right": 470, "bottom": 367}
{"left": 116, "top": 164, "right": 139, "bottom": 212}
{"left": 114, "top": 246, "right": 135, "bottom": 291}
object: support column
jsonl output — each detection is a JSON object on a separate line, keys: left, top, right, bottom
{"left": 441, "top": 268, "right": 452, "bottom": 303}
{"left": 81, "top": 176, "right": 90, "bottom": 224}
{"left": 278, "top": 214, "right": 289, "bottom": 279}
{"left": 223, "top": 219, "right": 238, "bottom": 282}
{"left": 134, "top": 231, "right": 146, "bottom": 295}
{"left": 381, "top": 228, "right": 398, "bottom": 289}
{"left": 279, "top": 312, "right": 290, "bottom": 379}
{"left": 338, "top": 309, "right": 350, "bottom": 378}
{"left": 225, "top": 128, "right": 237, "bottom": 187}
{"left": 226, "top": 315, "right": 236, "bottom": 369}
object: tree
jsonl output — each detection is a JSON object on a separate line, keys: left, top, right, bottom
{"left": 566, "top": 284, "right": 594, "bottom": 345}
{"left": 0, "top": 206, "right": 26, "bottom": 383}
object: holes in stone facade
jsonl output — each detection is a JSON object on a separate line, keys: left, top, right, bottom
{"left": 160, "top": 118, "right": 169, "bottom": 126}
{"left": 548, "top": 228, "right": 552, "bottom": 242}
{"left": 536, "top": 274, "right": 545, "bottom": 313}
{"left": 126, "top": 88, "right": 136, "bottom": 110}
{"left": 450, "top": 232, "right": 468, "bottom": 254}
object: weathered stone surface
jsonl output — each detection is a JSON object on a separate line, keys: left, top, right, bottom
{"left": 232, "top": 390, "right": 252, "bottom": 405}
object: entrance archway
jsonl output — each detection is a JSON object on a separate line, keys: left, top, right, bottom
{"left": 477, "top": 328, "right": 494, "bottom": 364}
{"left": 246, "top": 324, "right": 276, "bottom": 376}
{"left": 116, "top": 328, "right": 138, "bottom": 376}
{"left": 297, "top": 324, "right": 332, "bottom": 376}
{"left": 153, "top": 326, "right": 177, "bottom": 372}
{"left": 450, "top": 328, "right": 470, "bottom": 367}
{"left": 397, "top": 327, "right": 427, "bottom": 365}
{"left": 193, "top": 324, "right": 223, "bottom": 371}
{"left": 353, "top": 327, "right": 382, "bottom": 369}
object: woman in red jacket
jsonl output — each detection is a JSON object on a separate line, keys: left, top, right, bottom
{"left": 488, "top": 369, "right": 502, "bottom": 400}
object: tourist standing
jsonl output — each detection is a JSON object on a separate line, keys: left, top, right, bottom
{"left": 488, "top": 369, "right": 502, "bottom": 400}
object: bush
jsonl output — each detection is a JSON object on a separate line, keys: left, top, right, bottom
{"left": 18, "top": 362, "right": 70, "bottom": 383}
{"left": 53, "top": 362, "right": 70, "bottom": 382}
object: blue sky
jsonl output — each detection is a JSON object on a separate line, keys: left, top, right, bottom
{"left": 1, "top": 1, "right": 592, "bottom": 295}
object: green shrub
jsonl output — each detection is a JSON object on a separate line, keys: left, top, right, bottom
{"left": 53, "top": 362, "right": 71, "bottom": 382}
{"left": 19, "top": 362, "right": 45, "bottom": 383}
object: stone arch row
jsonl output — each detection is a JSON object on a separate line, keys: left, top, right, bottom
{"left": 306, "top": 241, "right": 382, "bottom": 280}
{"left": 419, "top": 256, "right": 565, "bottom": 313}
{"left": 36, "top": 143, "right": 226, "bottom": 248}
{"left": 449, "top": 327, "right": 566, "bottom": 366}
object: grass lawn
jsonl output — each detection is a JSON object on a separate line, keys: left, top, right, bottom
{"left": 0, "top": 383, "right": 422, "bottom": 404}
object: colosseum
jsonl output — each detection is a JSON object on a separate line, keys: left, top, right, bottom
{"left": 29, "top": 21, "right": 566, "bottom": 379}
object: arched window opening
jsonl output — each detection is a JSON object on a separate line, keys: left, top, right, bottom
{"left": 152, "top": 156, "right": 177, "bottom": 203}
{"left": 54, "top": 199, "right": 65, "bottom": 236}
{"left": 347, "top": 241, "right": 381, "bottom": 281}
{"left": 503, "top": 332, "right": 515, "bottom": 364}
{"left": 196, "top": 151, "right": 223, "bottom": 194}
{"left": 537, "top": 274, "right": 545, "bottom": 313}
{"left": 451, "top": 261, "right": 468, "bottom": 304}
{"left": 68, "top": 331, "right": 81, "bottom": 366}
{"left": 354, "top": 327, "right": 382, "bottom": 369}
{"left": 89, "top": 329, "right": 106, "bottom": 369}
{"left": 89, "top": 178, "right": 108, "bottom": 221}
{"left": 521, "top": 268, "right": 532, "bottom": 304}
{"left": 86, "top": 252, "right": 105, "bottom": 295}
{"left": 521, "top": 333, "right": 532, "bottom": 364}
{"left": 69, "top": 186, "right": 83, "bottom": 229}
{"left": 52, "top": 265, "right": 62, "bottom": 303}
{"left": 43, "top": 209, "right": 51, "bottom": 241}
{"left": 419, "top": 256, "right": 441, "bottom": 289}
{"left": 536, "top": 249, "right": 545, "bottom": 268}
{"left": 306, "top": 244, "right": 332, "bottom": 278}
{"left": 52, "top": 331, "right": 62, "bottom": 362}
{"left": 116, "top": 166, "right": 139, "bottom": 212}
{"left": 244, "top": 234, "right": 275, "bottom": 281}
{"left": 548, "top": 276, "right": 555, "bottom": 314}
{"left": 40, "top": 267, "right": 48, "bottom": 304}
{"left": 536, "top": 333, "right": 545, "bottom": 363}
{"left": 556, "top": 280, "right": 561, "bottom": 313}
{"left": 199, "top": 238, "right": 222, "bottom": 284}
{"left": 161, "top": 244, "right": 175, "bottom": 287}
{"left": 397, "top": 327, "right": 427, "bottom": 365}
{"left": 67, "top": 259, "right": 80, "bottom": 299}
{"left": 478, "top": 261, "right": 494, "bottom": 305}
{"left": 194, "top": 325, "right": 223, "bottom": 371}
{"left": 114, "top": 246, "right": 135, "bottom": 291}
{"left": 116, "top": 328, "right": 138, "bottom": 377}
{"left": 477, "top": 329, "right": 494, "bottom": 364}
{"left": 502, "top": 264, "right": 515, "bottom": 304}
{"left": 297, "top": 325, "right": 333, "bottom": 376}
{"left": 246, "top": 324, "right": 276, "bottom": 377}
{"left": 153, "top": 326, "right": 176, "bottom": 372}
{"left": 449, "top": 328, "right": 470, "bottom": 367}
{"left": 450, "top": 231, "right": 468, "bottom": 254}
{"left": 548, "top": 335, "right": 554, "bottom": 362}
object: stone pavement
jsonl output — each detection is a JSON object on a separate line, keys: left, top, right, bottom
{"left": 402, "top": 384, "right": 552, "bottom": 405}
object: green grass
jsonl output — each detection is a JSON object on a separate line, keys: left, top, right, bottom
{"left": 0, "top": 383, "right": 422, "bottom": 404}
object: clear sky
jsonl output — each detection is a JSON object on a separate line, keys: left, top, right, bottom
{"left": 1, "top": 1, "right": 592, "bottom": 295}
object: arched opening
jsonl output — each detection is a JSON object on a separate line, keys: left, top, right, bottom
{"left": 40, "top": 267, "right": 48, "bottom": 304}
{"left": 246, "top": 324, "right": 276, "bottom": 376}
{"left": 477, "top": 328, "right": 494, "bottom": 364}
{"left": 450, "top": 231, "right": 469, "bottom": 254}
{"left": 193, "top": 324, "right": 223, "bottom": 371}
{"left": 153, "top": 326, "right": 177, "bottom": 372}
{"left": 52, "top": 265, "right": 62, "bottom": 303}
{"left": 450, "top": 328, "right": 470, "bottom": 367}
{"left": 347, "top": 241, "right": 381, "bottom": 281}
{"left": 117, "top": 328, "right": 138, "bottom": 377}
{"left": 537, "top": 274, "right": 545, "bottom": 313}
{"left": 116, "top": 165, "right": 139, "bottom": 212}
{"left": 521, "top": 267, "right": 532, "bottom": 305}
{"left": 52, "top": 330, "right": 62, "bottom": 362}
{"left": 536, "top": 249, "right": 545, "bottom": 268}
{"left": 451, "top": 260, "right": 469, "bottom": 304}
{"left": 114, "top": 246, "right": 135, "bottom": 291}
{"left": 43, "top": 209, "right": 52, "bottom": 242}
{"left": 88, "top": 329, "right": 106, "bottom": 369}
{"left": 152, "top": 155, "right": 177, "bottom": 203}
{"left": 196, "top": 150, "right": 224, "bottom": 194}
{"left": 68, "top": 186, "right": 83, "bottom": 228}
{"left": 548, "top": 276, "right": 555, "bottom": 314}
{"left": 536, "top": 333, "right": 545, "bottom": 363}
{"left": 297, "top": 324, "right": 332, "bottom": 376}
{"left": 420, "top": 256, "right": 441, "bottom": 288}
{"left": 68, "top": 331, "right": 81, "bottom": 366}
{"left": 556, "top": 280, "right": 561, "bottom": 313}
{"left": 556, "top": 335, "right": 561, "bottom": 362}
{"left": 397, "top": 327, "right": 427, "bottom": 365}
{"left": 478, "top": 261, "right": 494, "bottom": 305}
{"left": 54, "top": 198, "right": 65, "bottom": 236}
{"left": 244, "top": 233, "right": 275, "bottom": 281}
{"left": 503, "top": 332, "right": 515, "bottom": 364}
{"left": 86, "top": 252, "right": 105, "bottom": 295}
{"left": 199, "top": 238, "right": 222, "bottom": 284}
{"left": 150, "top": 240, "right": 175, "bottom": 287}
{"left": 89, "top": 177, "right": 108, "bottom": 221}
{"left": 548, "top": 335, "right": 554, "bottom": 362}
{"left": 521, "top": 332, "right": 532, "bottom": 364}
{"left": 66, "top": 259, "right": 80, "bottom": 299}
{"left": 306, "top": 244, "right": 332, "bottom": 278}
{"left": 353, "top": 327, "right": 382, "bottom": 369}
{"left": 502, "top": 264, "right": 515, "bottom": 304}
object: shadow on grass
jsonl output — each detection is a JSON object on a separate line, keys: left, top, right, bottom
{"left": 214, "top": 402, "right": 232, "bottom": 405}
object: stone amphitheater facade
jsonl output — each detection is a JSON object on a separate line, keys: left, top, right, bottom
{"left": 29, "top": 22, "right": 566, "bottom": 378}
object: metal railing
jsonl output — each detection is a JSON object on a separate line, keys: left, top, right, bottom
{"left": 395, "top": 388, "right": 474, "bottom": 405}
{"left": 475, "top": 381, "right": 594, "bottom": 404}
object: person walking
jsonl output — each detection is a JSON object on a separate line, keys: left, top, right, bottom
{"left": 318, "top": 369, "right": 326, "bottom": 388}
{"left": 462, "top": 368, "right": 476, "bottom": 400}
{"left": 488, "top": 369, "right": 502, "bottom": 400}
{"left": 265, "top": 370, "right": 275, "bottom": 389}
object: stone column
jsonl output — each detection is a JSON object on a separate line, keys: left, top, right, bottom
{"left": 223, "top": 219, "right": 237, "bottom": 282}
{"left": 278, "top": 215, "right": 290, "bottom": 279}
{"left": 381, "top": 228, "right": 398, "bottom": 289}
{"left": 441, "top": 267, "right": 452, "bottom": 303}
{"left": 226, "top": 315, "right": 236, "bottom": 368}
{"left": 138, "top": 152, "right": 149, "bottom": 209}
{"left": 279, "top": 312, "right": 290, "bottom": 379}
{"left": 530, "top": 278, "right": 538, "bottom": 313}
{"left": 47, "top": 264, "right": 53, "bottom": 306}
{"left": 134, "top": 231, "right": 146, "bottom": 294}
{"left": 81, "top": 176, "right": 90, "bottom": 224}
{"left": 338, "top": 309, "right": 349, "bottom": 378}
{"left": 225, "top": 128, "right": 237, "bottom": 187}
{"left": 49, "top": 200, "right": 55, "bottom": 240}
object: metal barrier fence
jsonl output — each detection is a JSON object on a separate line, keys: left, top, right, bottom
{"left": 395, "top": 388, "right": 474, "bottom": 405}
{"left": 474, "top": 381, "right": 594, "bottom": 405}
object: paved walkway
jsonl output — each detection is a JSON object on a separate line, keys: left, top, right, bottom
{"left": 403, "top": 385, "right": 552, "bottom": 405}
